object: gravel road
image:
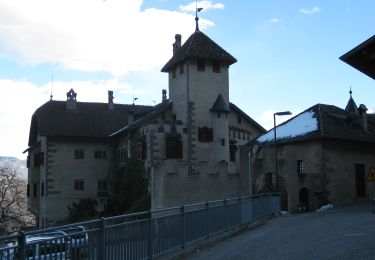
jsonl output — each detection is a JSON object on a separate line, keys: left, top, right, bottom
{"left": 182, "top": 202, "right": 375, "bottom": 260}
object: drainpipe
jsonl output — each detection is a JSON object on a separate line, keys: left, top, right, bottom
{"left": 186, "top": 61, "right": 192, "bottom": 174}
{"left": 248, "top": 151, "right": 253, "bottom": 196}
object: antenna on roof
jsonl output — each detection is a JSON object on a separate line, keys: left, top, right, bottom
{"left": 132, "top": 89, "right": 138, "bottom": 105}
{"left": 50, "top": 73, "right": 54, "bottom": 101}
{"left": 195, "top": 1, "right": 203, "bottom": 31}
{"left": 349, "top": 86, "right": 353, "bottom": 97}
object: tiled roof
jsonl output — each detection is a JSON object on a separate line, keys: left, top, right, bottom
{"left": 28, "top": 101, "right": 153, "bottom": 146}
{"left": 110, "top": 101, "right": 173, "bottom": 137}
{"left": 161, "top": 31, "right": 237, "bottom": 72}
{"left": 256, "top": 103, "right": 375, "bottom": 145}
{"left": 229, "top": 103, "right": 266, "bottom": 133}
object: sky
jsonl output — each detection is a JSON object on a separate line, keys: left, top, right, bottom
{"left": 0, "top": 0, "right": 374, "bottom": 159}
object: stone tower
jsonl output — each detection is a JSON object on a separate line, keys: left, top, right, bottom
{"left": 161, "top": 29, "right": 237, "bottom": 173}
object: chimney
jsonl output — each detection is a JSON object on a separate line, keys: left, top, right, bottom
{"left": 173, "top": 34, "right": 181, "bottom": 55}
{"left": 108, "top": 90, "right": 114, "bottom": 110}
{"left": 162, "top": 89, "right": 167, "bottom": 103}
{"left": 66, "top": 88, "right": 77, "bottom": 110}
{"left": 359, "top": 104, "right": 368, "bottom": 131}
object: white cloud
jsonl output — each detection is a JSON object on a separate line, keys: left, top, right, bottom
{"left": 0, "top": 0, "right": 215, "bottom": 77}
{"left": 256, "top": 109, "right": 301, "bottom": 130}
{"left": 299, "top": 7, "right": 321, "bottom": 15}
{"left": 269, "top": 18, "right": 284, "bottom": 24}
{"left": 179, "top": 1, "right": 224, "bottom": 12}
{"left": 0, "top": 78, "right": 141, "bottom": 159}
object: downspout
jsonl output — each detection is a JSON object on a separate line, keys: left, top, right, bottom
{"left": 186, "top": 61, "right": 192, "bottom": 174}
{"left": 248, "top": 151, "right": 253, "bottom": 196}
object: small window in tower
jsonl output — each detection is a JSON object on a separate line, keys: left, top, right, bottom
{"left": 217, "top": 113, "right": 221, "bottom": 118}
{"left": 212, "top": 60, "right": 220, "bottom": 73}
{"left": 197, "top": 58, "right": 205, "bottom": 71}
{"left": 75, "top": 150, "right": 84, "bottom": 159}
{"left": 198, "top": 127, "right": 213, "bottom": 142}
{"left": 297, "top": 160, "right": 304, "bottom": 175}
{"left": 180, "top": 63, "right": 184, "bottom": 74}
{"left": 74, "top": 180, "right": 85, "bottom": 191}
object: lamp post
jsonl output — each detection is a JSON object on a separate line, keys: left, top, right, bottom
{"left": 274, "top": 111, "right": 292, "bottom": 191}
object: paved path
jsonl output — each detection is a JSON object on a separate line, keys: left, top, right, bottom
{"left": 183, "top": 202, "right": 375, "bottom": 260}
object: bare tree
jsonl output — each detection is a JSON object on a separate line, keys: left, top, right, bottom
{"left": 0, "top": 162, "right": 33, "bottom": 234}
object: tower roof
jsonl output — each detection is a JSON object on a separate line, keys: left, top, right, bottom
{"left": 161, "top": 31, "right": 237, "bottom": 72}
{"left": 210, "top": 94, "right": 230, "bottom": 113}
{"left": 345, "top": 89, "right": 358, "bottom": 113}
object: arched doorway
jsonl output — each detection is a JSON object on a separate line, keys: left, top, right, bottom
{"left": 299, "top": 188, "right": 309, "bottom": 212}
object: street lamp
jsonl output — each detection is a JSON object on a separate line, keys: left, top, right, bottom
{"left": 274, "top": 111, "right": 292, "bottom": 191}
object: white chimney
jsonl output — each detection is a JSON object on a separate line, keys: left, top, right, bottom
{"left": 359, "top": 104, "right": 368, "bottom": 131}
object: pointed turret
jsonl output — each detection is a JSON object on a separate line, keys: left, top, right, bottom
{"left": 345, "top": 88, "right": 358, "bottom": 113}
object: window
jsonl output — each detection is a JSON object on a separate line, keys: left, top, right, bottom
{"left": 212, "top": 60, "right": 220, "bottom": 73}
{"left": 75, "top": 150, "right": 84, "bottom": 159}
{"left": 217, "top": 113, "right": 221, "bottom": 118}
{"left": 98, "top": 179, "right": 108, "bottom": 191}
{"left": 41, "top": 183, "right": 44, "bottom": 197}
{"left": 158, "top": 126, "right": 164, "bottom": 132}
{"left": 265, "top": 173, "right": 273, "bottom": 188}
{"left": 166, "top": 135, "right": 183, "bottom": 159}
{"left": 179, "top": 63, "right": 184, "bottom": 74}
{"left": 198, "top": 127, "right": 213, "bottom": 142}
{"left": 172, "top": 66, "right": 176, "bottom": 78}
{"left": 33, "top": 183, "right": 38, "bottom": 197}
{"left": 74, "top": 180, "right": 84, "bottom": 191}
{"left": 238, "top": 116, "right": 242, "bottom": 124}
{"left": 94, "top": 150, "right": 106, "bottom": 159}
{"left": 221, "top": 138, "right": 226, "bottom": 146}
{"left": 27, "top": 184, "right": 30, "bottom": 197}
{"left": 34, "top": 152, "right": 44, "bottom": 167}
{"left": 297, "top": 160, "right": 304, "bottom": 175}
{"left": 229, "top": 142, "right": 237, "bottom": 162}
{"left": 139, "top": 139, "right": 147, "bottom": 160}
{"left": 197, "top": 58, "right": 205, "bottom": 71}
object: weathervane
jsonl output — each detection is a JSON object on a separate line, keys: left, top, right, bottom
{"left": 195, "top": 1, "right": 203, "bottom": 31}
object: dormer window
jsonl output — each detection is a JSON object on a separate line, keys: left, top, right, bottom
{"left": 197, "top": 58, "right": 205, "bottom": 71}
{"left": 212, "top": 60, "right": 220, "bottom": 73}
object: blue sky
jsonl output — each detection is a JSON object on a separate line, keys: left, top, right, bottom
{"left": 0, "top": 0, "right": 374, "bottom": 159}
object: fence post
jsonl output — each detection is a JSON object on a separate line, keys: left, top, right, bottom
{"left": 97, "top": 217, "right": 106, "bottom": 260}
{"left": 206, "top": 202, "right": 210, "bottom": 239}
{"left": 17, "top": 231, "right": 26, "bottom": 259}
{"left": 224, "top": 199, "right": 228, "bottom": 232}
{"left": 147, "top": 210, "right": 153, "bottom": 259}
{"left": 238, "top": 197, "right": 243, "bottom": 225}
{"left": 180, "top": 205, "right": 185, "bottom": 248}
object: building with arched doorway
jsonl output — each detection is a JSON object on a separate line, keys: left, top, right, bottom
{"left": 245, "top": 91, "right": 375, "bottom": 212}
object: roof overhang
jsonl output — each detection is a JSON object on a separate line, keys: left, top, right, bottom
{"left": 340, "top": 35, "right": 375, "bottom": 80}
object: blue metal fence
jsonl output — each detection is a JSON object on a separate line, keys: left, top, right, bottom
{"left": 0, "top": 193, "right": 280, "bottom": 259}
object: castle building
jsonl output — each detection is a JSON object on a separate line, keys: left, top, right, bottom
{"left": 25, "top": 22, "right": 265, "bottom": 227}
{"left": 246, "top": 91, "right": 375, "bottom": 212}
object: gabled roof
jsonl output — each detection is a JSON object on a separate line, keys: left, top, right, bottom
{"left": 256, "top": 103, "right": 375, "bottom": 145}
{"left": 340, "top": 35, "right": 375, "bottom": 80}
{"left": 28, "top": 101, "right": 153, "bottom": 146}
{"left": 229, "top": 103, "right": 266, "bottom": 133}
{"left": 110, "top": 101, "right": 173, "bottom": 137}
{"left": 210, "top": 94, "right": 230, "bottom": 113}
{"left": 161, "top": 31, "right": 237, "bottom": 72}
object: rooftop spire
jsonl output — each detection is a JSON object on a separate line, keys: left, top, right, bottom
{"left": 195, "top": 1, "right": 203, "bottom": 31}
{"left": 345, "top": 86, "right": 358, "bottom": 113}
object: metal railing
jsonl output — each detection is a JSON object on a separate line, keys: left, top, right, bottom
{"left": 0, "top": 193, "right": 280, "bottom": 259}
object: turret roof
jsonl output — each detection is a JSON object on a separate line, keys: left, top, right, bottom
{"left": 161, "top": 31, "right": 237, "bottom": 72}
